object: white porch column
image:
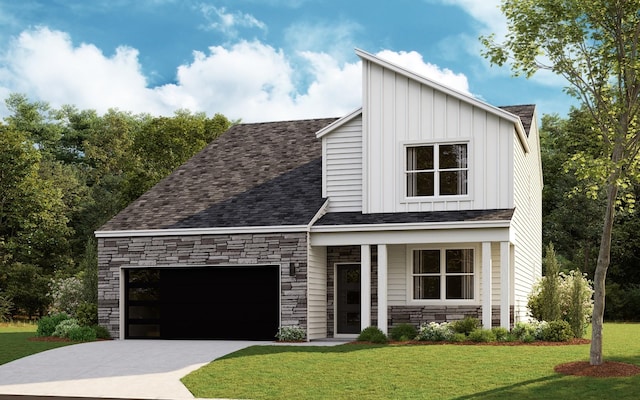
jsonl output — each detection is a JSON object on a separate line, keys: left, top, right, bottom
{"left": 361, "top": 244, "right": 372, "bottom": 330}
{"left": 482, "top": 242, "right": 492, "bottom": 329}
{"left": 500, "top": 241, "right": 511, "bottom": 329}
{"left": 377, "top": 244, "right": 388, "bottom": 335}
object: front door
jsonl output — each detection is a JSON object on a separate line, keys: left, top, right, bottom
{"left": 336, "top": 264, "right": 361, "bottom": 334}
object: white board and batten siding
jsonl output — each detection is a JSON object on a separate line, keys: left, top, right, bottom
{"left": 306, "top": 244, "right": 327, "bottom": 340}
{"left": 323, "top": 115, "right": 363, "bottom": 213}
{"left": 511, "top": 115, "right": 543, "bottom": 322}
{"left": 361, "top": 58, "right": 515, "bottom": 214}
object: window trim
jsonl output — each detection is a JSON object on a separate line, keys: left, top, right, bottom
{"left": 402, "top": 139, "right": 471, "bottom": 201}
{"left": 406, "top": 244, "right": 480, "bottom": 305}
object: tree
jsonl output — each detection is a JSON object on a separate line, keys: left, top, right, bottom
{"left": 482, "top": 0, "right": 640, "bottom": 365}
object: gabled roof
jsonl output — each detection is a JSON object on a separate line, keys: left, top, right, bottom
{"left": 499, "top": 105, "right": 536, "bottom": 136}
{"left": 99, "top": 118, "right": 337, "bottom": 231}
{"left": 355, "top": 49, "right": 533, "bottom": 152}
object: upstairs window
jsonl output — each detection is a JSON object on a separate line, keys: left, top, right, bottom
{"left": 406, "top": 143, "right": 468, "bottom": 197}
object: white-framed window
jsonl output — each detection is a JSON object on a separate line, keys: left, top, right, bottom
{"left": 411, "top": 247, "right": 475, "bottom": 301}
{"left": 406, "top": 143, "right": 468, "bottom": 197}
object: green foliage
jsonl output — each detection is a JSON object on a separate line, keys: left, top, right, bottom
{"left": 76, "top": 302, "right": 98, "bottom": 327}
{"left": 275, "top": 326, "right": 306, "bottom": 341}
{"left": 52, "top": 318, "right": 80, "bottom": 338}
{"left": 468, "top": 328, "right": 496, "bottom": 343}
{"left": 79, "top": 237, "right": 98, "bottom": 305}
{"left": 48, "top": 275, "right": 84, "bottom": 316}
{"left": 605, "top": 283, "right": 640, "bottom": 321}
{"left": 563, "top": 269, "right": 593, "bottom": 338}
{"left": 36, "top": 313, "right": 70, "bottom": 337}
{"left": 5, "top": 263, "right": 50, "bottom": 318}
{"left": 357, "top": 326, "right": 388, "bottom": 344}
{"left": 92, "top": 325, "right": 111, "bottom": 340}
{"left": 528, "top": 250, "right": 593, "bottom": 338}
{"left": 450, "top": 316, "right": 480, "bottom": 336}
{"left": 450, "top": 333, "right": 467, "bottom": 343}
{"left": 539, "top": 320, "right": 573, "bottom": 342}
{"left": 482, "top": 0, "right": 640, "bottom": 365}
{"left": 0, "top": 291, "right": 13, "bottom": 322}
{"left": 66, "top": 325, "right": 97, "bottom": 342}
{"left": 389, "top": 323, "right": 418, "bottom": 341}
{"left": 491, "top": 327, "right": 512, "bottom": 342}
{"left": 511, "top": 321, "right": 545, "bottom": 342}
{"left": 530, "top": 244, "right": 562, "bottom": 322}
{"left": 416, "top": 322, "right": 454, "bottom": 341}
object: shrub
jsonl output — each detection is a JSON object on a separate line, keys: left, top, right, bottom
{"left": 539, "top": 320, "right": 573, "bottom": 342}
{"left": 53, "top": 318, "right": 81, "bottom": 338}
{"left": 529, "top": 244, "right": 562, "bottom": 322}
{"left": 357, "top": 326, "right": 388, "bottom": 344}
{"left": 275, "top": 326, "right": 306, "bottom": 341}
{"left": 450, "top": 316, "right": 480, "bottom": 336}
{"left": 561, "top": 270, "right": 593, "bottom": 338}
{"left": 511, "top": 321, "right": 547, "bottom": 342}
{"left": 92, "top": 325, "right": 111, "bottom": 340}
{"left": 37, "top": 313, "right": 70, "bottom": 337}
{"left": 450, "top": 333, "right": 467, "bottom": 342}
{"left": 416, "top": 322, "right": 454, "bottom": 341}
{"left": 389, "top": 323, "right": 418, "bottom": 341}
{"left": 76, "top": 302, "right": 98, "bottom": 327}
{"left": 491, "top": 327, "right": 512, "bottom": 342}
{"left": 67, "top": 326, "right": 97, "bottom": 342}
{"left": 468, "top": 328, "right": 496, "bottom": 342}
{"left": 527, "top": 248, "right": 593, "bottom": 338}
{"left": 48, "top": 275, "right": 84, "bottom": 316}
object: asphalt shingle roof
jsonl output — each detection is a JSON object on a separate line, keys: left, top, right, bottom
{"left": 499, "top": 104, "right": 536, "bottom": 136}
{"left": 100, "top": 118, "right": 336, "bottom": 231}
{"left": 315, "top": 209, "right": 515, "bottom": 226}
{"left": 100, "top": 105, "right": 534, "bottom": 233}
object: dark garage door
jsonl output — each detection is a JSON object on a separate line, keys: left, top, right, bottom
{"left": 125, "top": 266, "right": 279, "bottom": 340}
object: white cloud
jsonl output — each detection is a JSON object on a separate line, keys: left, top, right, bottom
{"left": 284, "top": 20, "right": 362, "bottom": 63}
{"left": 0, "top": 27, "right": 474, "bottom": 122}
{"left": 375, "top": 50, "right": 471, "bottom": 95}
{"left": 198, "top": 5, "right": 266, "bottom": 37}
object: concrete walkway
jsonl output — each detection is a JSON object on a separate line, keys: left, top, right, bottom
{"left": 0, "top": 339, "right": 347, "bottom": 399}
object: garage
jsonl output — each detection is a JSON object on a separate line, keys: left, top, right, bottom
{"left": 124, "top": 266, "right": 280, "bottom": 340}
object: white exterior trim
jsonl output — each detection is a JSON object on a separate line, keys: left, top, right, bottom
{"left": 482, "top": 242, "right": 492, "bottom": 329}
{"left": 311, "top": 227, "right": 512, "bottom": 247}
{"left": 95, "top": 225, "right": 310, "bottom": 238}
{"left": 311, "top": 219, "right": 511, "bottom": 234}
{"left": 500, "top": 241, "right": 511, "bottom": 329}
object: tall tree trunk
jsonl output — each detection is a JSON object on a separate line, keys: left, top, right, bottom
{"left": 590, "top": 181, "right": 618, "bottom": 366}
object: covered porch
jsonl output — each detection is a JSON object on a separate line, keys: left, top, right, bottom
{"left": 306, "top": 219, "right": 515, "bottom": 340}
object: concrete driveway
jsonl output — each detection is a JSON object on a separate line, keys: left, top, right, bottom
{"left": 0, "top": 340, "right": 264, "bottom": 399}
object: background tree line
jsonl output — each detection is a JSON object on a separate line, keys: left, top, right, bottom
{"left": 0, "top": 93, "right": 232, "bottom": 319}
{"left": 1, "top": 92, "right": 639, "bottom": 323}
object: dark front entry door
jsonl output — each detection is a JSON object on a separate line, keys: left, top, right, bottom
{"left": 336, "top": 264, "right": 361, "bottom": 334}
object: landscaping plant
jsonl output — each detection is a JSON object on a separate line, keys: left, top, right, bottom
{"left": 389, "top": 323, "right": 417, "bottom": 341}
{"left": 357, "top": 326, "right": 388, "bottom": 344}
{"left": 275, "top": 326, "right": 306, "bottom": 342}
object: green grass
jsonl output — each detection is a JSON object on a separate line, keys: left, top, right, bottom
{"left": 182, "top": 323, "right": 640, "bottom": 400}
{"left": 0, "top": 322, "right": 76, "bottom": 365}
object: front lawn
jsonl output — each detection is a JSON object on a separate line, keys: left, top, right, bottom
{"left": 182, "top": 323, "right": 640, "bottom": 400}
{"left": 0, "top": 322, "right": 76, "bottom": 365}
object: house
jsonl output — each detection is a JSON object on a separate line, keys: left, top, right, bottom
{"left": 95, "top": 49, "right": 542, "bottom": 340}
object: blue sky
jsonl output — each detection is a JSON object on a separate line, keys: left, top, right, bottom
{"left": 0, "top": 0, "right": 575, "bottom": 122}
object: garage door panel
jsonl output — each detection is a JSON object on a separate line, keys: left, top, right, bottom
{"left": 125, "top": 266, "right": 279, "bottom": 340}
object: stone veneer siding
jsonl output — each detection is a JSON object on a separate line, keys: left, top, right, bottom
{"left": 98, "top": 232, "right": 308, "bottom": 339}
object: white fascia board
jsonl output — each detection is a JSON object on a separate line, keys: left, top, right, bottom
{"left": 316, "top": 108, "right": 363, "bottom": 139}
{"left": 310, "top": 219, "right": 511, "bottom": 234}
{"left": 95, "top": 225, "right": 309, "bottom": 238}
{"left": 310, "top": 226, "right": 511, "bottom": 247}
{"left": 354, "top": 48, "right": 530, "bottom": 153}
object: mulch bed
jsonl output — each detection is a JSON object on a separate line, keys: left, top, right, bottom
{"left": 361, "top": 338, "right": 592, "bottom": 346}
{"left": 555, "top": 361, "right": 640, "bottom": 377}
